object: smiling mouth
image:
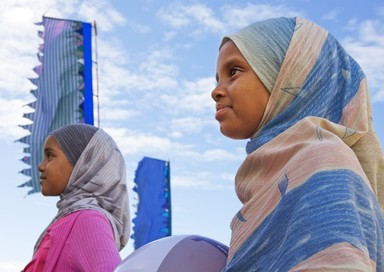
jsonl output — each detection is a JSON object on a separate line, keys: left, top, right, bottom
{"left": 215, "top": 106, "right": 230, "bottom": 121}
{"left": 216, "top": 104, "right": 229, "bottom": 112}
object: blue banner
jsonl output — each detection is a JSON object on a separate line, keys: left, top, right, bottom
{"left": 18, "top": 16, "right": 93, "bottom": 194}
{"left": 131, "top": 157, "right": 172, "bottom": 249}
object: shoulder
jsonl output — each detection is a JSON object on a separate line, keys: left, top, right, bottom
{"left": 70, "top": 210, "right": 111, "bottom": 230}
{"left": 72, "top": 209, "right": 108, "bottom": 220}
{"left": 53, "top": 211, "right": 121, "bottom": 271}
{"left": 51, "top": 210, "right": 112, "bottom": 236}
{"left": 65, "top": 210, "right": 116, "bottom": 249}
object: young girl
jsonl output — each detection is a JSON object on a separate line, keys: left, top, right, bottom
{"left": 23, "top": 123, "right": 130, "bottom": 272}
{"left": 212, "top": 17, "right": 384, "bottom": 271}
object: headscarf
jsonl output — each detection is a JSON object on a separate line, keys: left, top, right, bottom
{"left": 223, "top": 16, "right": 384, "bottom": 212}
{"left": 51, "top": 124, "right": 98, "bottom": 166}
{"left": 221, "top": 17, "right": 384, "bottom": 270}
{"left": 221, "top": 17, "right": 295, "bottom": 93}
{"left": 35, "top": 125, "right": 130, "bottom": 251}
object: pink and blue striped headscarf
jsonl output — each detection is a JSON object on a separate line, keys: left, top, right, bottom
{"left": 221, "top": 17, "right": 384, "bottom": 271}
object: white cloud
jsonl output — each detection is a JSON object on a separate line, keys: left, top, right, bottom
{"left": 105, "top": 127, "right": 169, "bottom": 154}
{"left": 377, "top": 6, "right": 384, "bottom": 17}
{"left": 163, "top": 31, "right": 177, "bottom": 42}
{"left": 77, "top": 0, "right": 126, "bottom": 31}
{"left": 160, "top": 77, "right": 215, "bottom": 115}
{"left": 0, "top": 98, "right": 32, "bottom": 141}
{"left": 157, "top": 4, "right": 189, "bottom": 28}
{"left": 342, "top": 19, "right": 384, "bottom": 102}
{"left": 0, "top": 0, "right": 143, "bottom": 142}
{"left": 157, "top": 2, "right": 302, "bottom": 38}
{"left": 183, "top": 4, "right": 226, "bottom": 33}
{"left": 101, "top": 107, "right": 140, "bottom": 121}
{"left": 138, "top": 49, "right": 179, "bottom": 90}
{"left": 220, "top": 3, "right": 301, "bottom": 30}
{"left": 0, "top": 5, "right": 42, "bottom": 98}
{"left": 202, "top": 149, "right": 238, "bottom": 161}
{"left": 2, "top": 0, "right": 125, "bottom": 28}
{"left": 0, "top": 261, "right": 24, "bottom": 272}
{"left": 172, "top": 172, "right": 230, "bottom": 190}
{"left": 94, "top": 41, "right": 216, "bottom": 125}
{"left": 103, "top": 126, "right": 239, "bottom": 166}
{"left": 98, "top": 38, "right": 131, "bottom": 66}
{"left": 168, "top": 117, "right": 205, "bottom": 137}
{"left": 97, "top": 46, "right": 179, "bottom": 106}
{"left": 162, "top": 115, "right": 219, "bottom": 139}
{"left": 157, "top": 3, "right": 225, "bottom": 34}
{"left": 321, "top": 9, "right": 340, "bottom": 21}
{"left": 126, "top": 20, "right": 151, "bottom": 34}
{"left": 97, "top": 61, "right": 140, "bottom": 98}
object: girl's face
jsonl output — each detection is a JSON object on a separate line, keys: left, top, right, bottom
{"left": 212, "top": 40, "right": 270, "bottom": 139}
{"left": 38, "top": 136, "right": 74, "bottom": 196}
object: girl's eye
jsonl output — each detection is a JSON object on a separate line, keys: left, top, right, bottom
{"left": 230, "top": 67, "right": 240, "bottom": 76}
{"left": 46, "top": 152, "right": 53, "bottom": 160}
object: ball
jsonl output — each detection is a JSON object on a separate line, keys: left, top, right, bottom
{"left": 114, "top": 235, "right": 228, "bottom": 272}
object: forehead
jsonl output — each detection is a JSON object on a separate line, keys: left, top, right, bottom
{"left": 217, "top": 40, "right": 245, "bottom": 67}
{"left": 44, "top": 135, "right": 61, "bottom": 150}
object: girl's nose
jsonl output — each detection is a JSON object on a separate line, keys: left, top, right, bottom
{"left": 211, "top": 84, "right": 225, "bottom": 102}
{"left": 38, "top": 161, "right": 44, "bottom": 172}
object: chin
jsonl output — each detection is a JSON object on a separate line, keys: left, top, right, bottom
{"left": 220, "top": 128, "right": 248, "bottom": 140}
{"left": 41, "top": 189, "right": 54, "bottom": 196}
{"left": 41, "top": 191, "right": 48, "bottom": 196}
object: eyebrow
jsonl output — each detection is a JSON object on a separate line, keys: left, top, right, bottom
{"left": 216, "top": 56, "right": 244, "bottom": 83}
{"left": 223, "top": 55, "right": 245, "bottom": 69}
{"left": 44, "top": 147, "right": 55, "bottom": 153}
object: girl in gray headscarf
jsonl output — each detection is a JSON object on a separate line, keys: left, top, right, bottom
{"left": 23, "top": 124, "right": 130, "bottom": 272}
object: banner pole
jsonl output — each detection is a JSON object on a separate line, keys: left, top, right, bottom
{"left": 93, "top": 20, "right": 100, "bottom": 128}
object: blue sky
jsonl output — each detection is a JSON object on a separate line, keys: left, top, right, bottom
{"left": 1, "top": 0, "right": 383, "bottom": 271}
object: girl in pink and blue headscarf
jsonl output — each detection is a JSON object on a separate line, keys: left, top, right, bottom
{"left": 212, "top": 17, "right": 384, "bottom": 271}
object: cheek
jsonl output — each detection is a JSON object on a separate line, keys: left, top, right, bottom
{"left": 238, "top": 102, "right": 265, "bottom": 135}
{"left": 56, "top": 161, "right": 73, "bottom": 193}
{"left": 63, "top": 167, "right": 73, "bottom": 185}
{"left": 248, "top": 90, "right": 269, "bottom": 121}
{"left": 57, "top": 173, "right": 71, "bottom": 195}
{"left": 238, "top": 97, "right": 260, "bottom": 121}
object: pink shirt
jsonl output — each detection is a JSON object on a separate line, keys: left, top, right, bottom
{"left": 23, "top": 210, "right": 121, "bottom": 272}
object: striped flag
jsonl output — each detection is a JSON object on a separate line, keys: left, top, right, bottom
{"left": 131, "top": 157, "right": 172, "bottom": 249}
{"left": 17, "top": 16, "right": 94, "bottom": 194}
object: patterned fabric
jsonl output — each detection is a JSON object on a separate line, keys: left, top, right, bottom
{"left": 224, "top": 17, "right": 384, "bottom": 271}
{"left": 18, "top": 16, "right": 94, "bottom": 194}
{"left": 34, "top": 129, "right": 130, "bottom": 251}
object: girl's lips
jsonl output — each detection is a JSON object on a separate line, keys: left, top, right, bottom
{"left": 215, "top": 103, "right": 228, "bottom": 111}
{"left": 215, "top": 105, "right": 231, "bottom": 120}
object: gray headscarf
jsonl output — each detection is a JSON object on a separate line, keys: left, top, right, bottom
{"left": 35, "top": 124, "right": 130, "bottom": 251}
{"left": 50, "top": 123, "right": 98, "bottom": 166}
{"left": 220, "top": 17, "right": 295, "bottom": 93}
